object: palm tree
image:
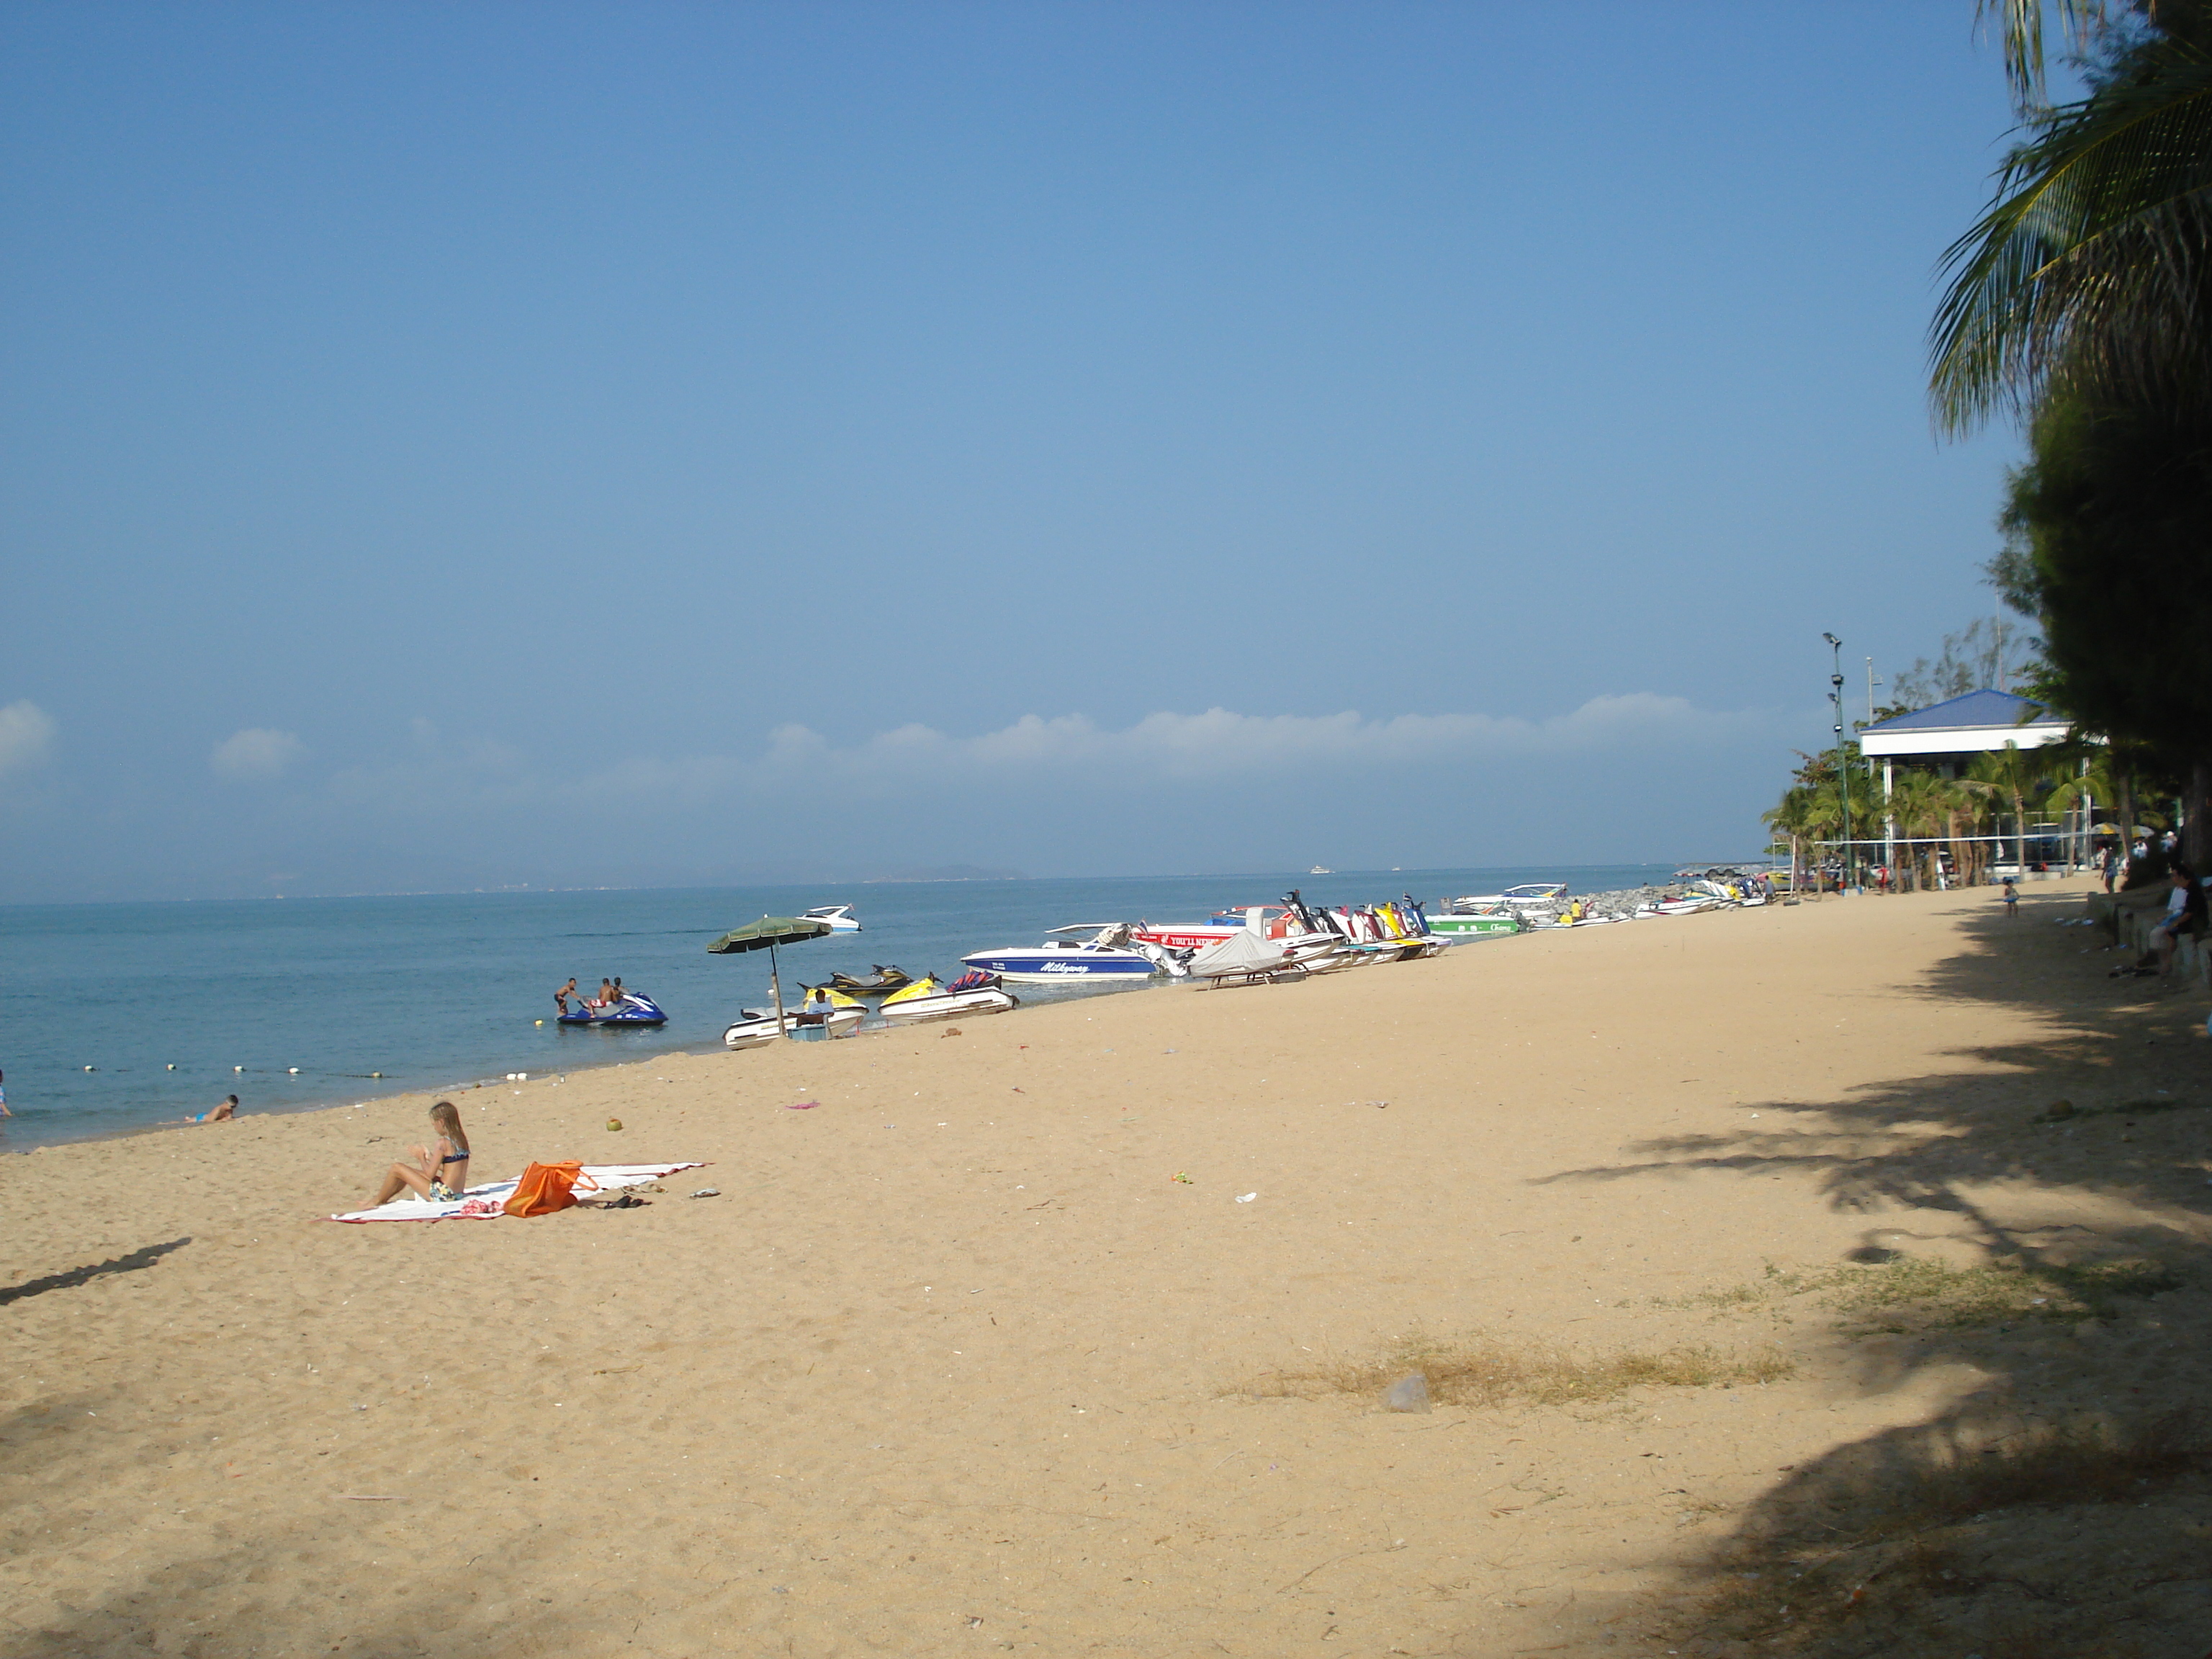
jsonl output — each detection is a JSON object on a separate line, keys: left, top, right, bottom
{"left": 2042, "top": 742, "right": 2121, "bottom": 862}
{"left": 1887, "top": 773, "right": 1980, "bottom": 890}
{"left": 1939, "top": 4, "right": 2212, "bottom": 866}
{"left": 1886, "top": 773, "right": 1938, "bottom": 890}
{"left": 1964, "top": 740, "right": 2054, "bottom": 866}
{"left": 1933, "top": 4, "right": 2212, "bottom": 432}
{"left": 1951, "top": 776, "right": 1997, "bottom": 884}
{"left": 1762, "top": 788, "right": 1819, "bottom": 891}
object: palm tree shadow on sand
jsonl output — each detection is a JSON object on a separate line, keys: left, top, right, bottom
{"left": 1529, "top": 895, "right": 2212, "bottom": 1658}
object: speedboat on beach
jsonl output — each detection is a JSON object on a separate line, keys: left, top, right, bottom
{"left": 559, "top": 992, "right": 669, "bottom": 1027}
{"left": 961, "top": 924, "right": 1183, "bottom": 984}
{"left": 1447, "top": 883, "right": 1567, "bottom": 914}
{"left": 802, "top": 904, "right": 863, "bottom": 933}
{"left": 1130, "top": 907, "right": 1292, "bottom": 953}
{"left": 1426, "top": 910, "right": 1521, "bottom": 939}
{"left": 876, "top": 970, "right": 1020, "bottom": 1024}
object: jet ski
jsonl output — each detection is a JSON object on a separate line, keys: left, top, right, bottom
{"left": 723, "top": 1004, "right": 864, "bottom": 1047}
{"left": 559, "top": 992, "right": 669, "bottom": 1027}
{"left": 876, "top": 970, "right": 1020, "bottom": 1024}
{"left": 795, "top": 982, "right": 870, "bottom": 1012}
{"left": 827, "top": 965, "right": 914, "bottom": 994}
{"left": 1184, "top": 930, "right": 1341, "bottom": 986}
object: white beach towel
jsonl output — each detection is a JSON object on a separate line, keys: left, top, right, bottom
{"left": 326, "top": 1162, "right": 706, "bottom": 1223}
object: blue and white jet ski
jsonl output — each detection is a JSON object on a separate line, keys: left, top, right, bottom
{"left": 558, "top": 992, "right": 668, "bottom": 1027}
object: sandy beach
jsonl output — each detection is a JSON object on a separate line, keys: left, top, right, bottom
{"left": 5, "top": 879, "right": 2208, "bottom": 1658}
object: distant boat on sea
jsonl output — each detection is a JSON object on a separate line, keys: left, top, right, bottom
{"left": 1308, "top": 865, "right": 1332, "bottom": 875}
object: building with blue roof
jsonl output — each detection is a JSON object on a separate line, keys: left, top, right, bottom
{"left": 1857, "top": 690, "right": 2068, "bottom": 756}
{"left": 1857, "top": 690, "right": 2083, "bottom": 875}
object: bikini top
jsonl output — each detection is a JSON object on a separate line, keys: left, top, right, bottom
{"left": 440, "top": 1146, "right": 469, "bottom": 1165}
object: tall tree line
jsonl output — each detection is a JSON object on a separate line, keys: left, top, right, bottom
{"left": 1935, "top": 0, "right": 2212, "bottom": 866}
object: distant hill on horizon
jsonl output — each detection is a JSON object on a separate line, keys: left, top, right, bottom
{"left": 860, "top": 864, "right": 1028, "bottom": 884}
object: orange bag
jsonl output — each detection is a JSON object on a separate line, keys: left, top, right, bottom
{"left": 503, "top": 1161, "right": 598, "bottom": 1218}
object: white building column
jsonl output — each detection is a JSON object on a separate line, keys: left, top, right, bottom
{"left": 1883, "top": 758, "right": 1896, "bottom": 884}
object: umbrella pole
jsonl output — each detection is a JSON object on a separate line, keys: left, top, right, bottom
{"left": 769, "top": 939, "right": 787, "bottom": 1039}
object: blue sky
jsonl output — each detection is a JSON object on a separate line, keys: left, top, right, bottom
{"left": 1, "top": 3, "right": 2025, "bottom": 899}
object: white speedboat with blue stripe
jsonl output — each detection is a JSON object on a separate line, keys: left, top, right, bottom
{"left": 961, "top": 924, "right": 1182, "bottom": 984}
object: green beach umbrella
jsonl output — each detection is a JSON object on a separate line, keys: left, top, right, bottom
{"left": 706, "top": 916, "right": 834, "bottom": 1039}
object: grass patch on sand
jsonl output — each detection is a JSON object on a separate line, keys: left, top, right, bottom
{"left": 1786, "top": 1255, "right": 2179, "bottom": 1332}
{"left": 1809, "top": 1255, "right": 2178, "bottom": 1328}
{"left": 1249, "top": 1331, "right": 1794, "bottom": 1410}
{"left": 1668, "top": 1254, "right": 2180, "bottom": 1332}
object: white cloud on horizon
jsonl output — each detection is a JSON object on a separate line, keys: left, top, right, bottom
{"left": 747, "top": 693, "right": 1772, "bottom": 782}
{"left": 211, "top": 727, "right": 306, "bottom": 780}
{"left": 545, "top": 693, "right": 1781, "bottom": 810}
{"left": 0, "top": 693, "right": 1791, "bottom": 898}
{"left": 0, "top": 701, "right": 56, "bottom": 777}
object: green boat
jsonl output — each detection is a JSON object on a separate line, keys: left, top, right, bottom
{"left": 1426, "top": 910, "right": 1522, "bottom": 938}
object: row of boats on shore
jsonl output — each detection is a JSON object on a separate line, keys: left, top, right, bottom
{"left": 722, "top": 892, "right": 1462, "bottom": 1046}
{"left": 562, "top": 876, "right": 1778, "bottom": 1050}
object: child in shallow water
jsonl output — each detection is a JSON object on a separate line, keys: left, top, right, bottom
{"left": 367, "top": 1100, "right": 471, "bottom": 1205}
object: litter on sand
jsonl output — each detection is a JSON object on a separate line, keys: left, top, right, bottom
{"left": 785, "top": 1101, "right": 819, "bottom": 1110}
{"left": 1235, "top": 1192, "right": 1257, "bottom": 1203}
{"left": 691, "top": 1187, "right": 721, "bottom": 1199}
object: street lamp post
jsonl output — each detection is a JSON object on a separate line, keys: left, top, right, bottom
{"left": 1824, "top": 632, "right": 1853, "bottom": 892}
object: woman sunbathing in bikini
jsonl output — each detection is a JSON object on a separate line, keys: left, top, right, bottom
{"left": 367, "top": 1100, "right": 471, "bottom": 1206}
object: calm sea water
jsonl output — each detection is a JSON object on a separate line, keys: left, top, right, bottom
{"left": 0, "top": 865, "right": 1678, "bottom": 1150}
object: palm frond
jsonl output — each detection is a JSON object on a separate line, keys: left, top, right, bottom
{"left": 1977, "top": 0, "right": 2114, "bottom": 109}
{"left": 1932, "top": 32, "right": 2212, "bottom": 430}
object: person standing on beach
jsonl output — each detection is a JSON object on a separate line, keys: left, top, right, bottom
{"left": 0, "top": 1069, "right": 9, "bottom": 1118}
{"left": 2001, "top": 878, "right": 2018, "bottom": 919}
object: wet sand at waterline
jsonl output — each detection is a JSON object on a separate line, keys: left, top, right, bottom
{"left": 6, "top": 877, "right": 2211, "bottom": 1658}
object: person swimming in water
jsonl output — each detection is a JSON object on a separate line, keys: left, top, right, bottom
{"left": 366, "top": 1100, "right": 472, "bottom": 1206}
